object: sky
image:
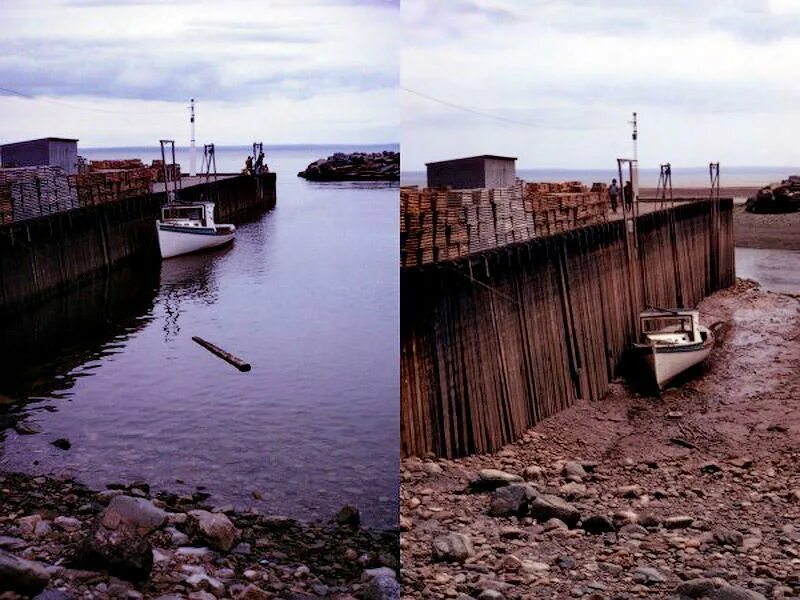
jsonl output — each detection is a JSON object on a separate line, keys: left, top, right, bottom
{"left": 0, "top": 0, "right": 398, "bottom": 147}
{"left": 402, "top": 0, "right": 800, "bottom": 170}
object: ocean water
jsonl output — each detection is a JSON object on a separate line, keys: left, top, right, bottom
{"left": 83, "top": 144, "right": 399, "bottom": 177}
{"left": 0, "top": 144, "right": 399, "bottom": 528}
{"left": 402, "top": 165, "right": 800, "bottom": 188}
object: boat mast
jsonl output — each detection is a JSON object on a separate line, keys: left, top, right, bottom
{"left": 189, "top": 98, "right": 197, "bottom": 177}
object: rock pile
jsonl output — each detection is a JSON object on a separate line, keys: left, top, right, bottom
{"left": 0, "top": 472, "right": 399, "bottom": 599}
{"left": 745, "top": 176, "right": 800, "bottom": 213}
{"left": 297, "top": 152, "right": 399, "bottom": 182}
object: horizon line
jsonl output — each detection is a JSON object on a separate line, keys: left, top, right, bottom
{"left": 401, "top": 164, "right": 800, "bottom": 172}
{"left": 76, "top": 142, "right": 399, "bottom": 149}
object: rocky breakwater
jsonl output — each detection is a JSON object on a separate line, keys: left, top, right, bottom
{"left": 401, "top": 281, "right": 800, "bottom": 599}
{"left": 746, "top": 176, "right": 800, "bottom": 213}
{"left": 0, "top": 472, "right": 399, "bottom": 599}
{"left": 297, "top": 152, "right": 399, "bottom": 182}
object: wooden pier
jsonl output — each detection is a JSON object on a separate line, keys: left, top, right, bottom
{"left": 401, "top": 198, "right": 735, "bottom": 458}
{"left": 0, "top": 173, "right": 276, "bottom": 313}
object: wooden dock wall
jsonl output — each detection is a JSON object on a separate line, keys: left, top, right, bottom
{"left": 0, "top": 173, "right": 276, "bottom": 313}
{"left": 401, "top": 199, "right": 735, "bottom": 458}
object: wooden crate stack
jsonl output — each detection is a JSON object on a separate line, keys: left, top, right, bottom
{"left": 0, "top": 181, "right": 10, "bottom": 225}
{"left": 89, "top": 159, "right": 146, "bottom": 171}
{"left": 75, "top": 168, "right": 151, "bottom": 207}
{"left": 473, "top": 189, "right": 495, "bottom": 254}
{"left": 0, "top": 166, "right": 78, "bottom": 223}
{"left": 401, "top": 181, "right": 610, "bottom": 267}
{"left": 149, "top": 160, "right": 181, "bottom": 183}
{"left": 489, "top": 188, "right": 513, "bottom": 246}
{"left": 445, "top": 190, "right": 470, "bottom": 260}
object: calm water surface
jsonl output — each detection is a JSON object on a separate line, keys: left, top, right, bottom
{"left": 735, "top": 247, "right": 800, "bottom": 294}
{"left": 0, "top": 145, "right": 399, "bottom": 528}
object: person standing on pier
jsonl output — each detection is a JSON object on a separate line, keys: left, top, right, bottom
{"left": 624, "top": 180, "right": 633, "bottom": 211}
{"left": 608, "top": 178, "right": 620, "bottom": 213}
{"left": 255, "top": 151, "right": 265, "bottom": 175}
{"left": 244, "top": 155, "right": 253, "bottom": 175}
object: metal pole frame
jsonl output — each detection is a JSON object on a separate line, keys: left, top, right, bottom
{"left": 657, "top": 163, "right": 673, "bottom": 210}
{"left": 159, "top": 139, "right": 179, "bottom": 204}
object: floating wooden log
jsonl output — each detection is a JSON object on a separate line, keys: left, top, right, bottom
{"left": 192, "top": 336, "right": 251, "bottom": 372}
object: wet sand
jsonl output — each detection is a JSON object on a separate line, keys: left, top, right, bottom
{"left": 733, "top": 205, "right": 800, "bottom": 251}
{"left": 640, "top": 186, "right": 758, "bottom": 201}
{"left": 400, "top": 279, "right": 800, "bottom": 599}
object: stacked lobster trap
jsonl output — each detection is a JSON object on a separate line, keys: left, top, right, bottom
{"left": 401, "top": 180, "right": 609, "bottom": 267}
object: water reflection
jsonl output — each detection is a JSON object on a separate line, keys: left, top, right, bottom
{"left": 159, "top": 250, "right": 227, "bottom": 339}
{"left": 0, "top": 264, "right": 159, "bottom": 435}
{"left": 0, "top": 150, "right": 398, "bottom": 528}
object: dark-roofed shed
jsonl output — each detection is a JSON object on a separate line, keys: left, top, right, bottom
{"left": 1, "top": 137, "right": 79, "bottom": 174}
{"left": 425, "top": 154, "right": 517, "bottom": 189}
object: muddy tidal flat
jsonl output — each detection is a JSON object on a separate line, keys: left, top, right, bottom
{"left": 400, "top": 279, "right": 800, "bottom": 599}
{"left": 733, "top": 204, "right": 800, "bottom": 251}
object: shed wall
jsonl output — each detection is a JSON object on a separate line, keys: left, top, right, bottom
{"left": 427, "top": 157, "right": 486, "bottom": 189}
{"left": 48, "top": 141, "right": 79, "bottom": 174}
{"left": 484, "top": 157, "right": 516, "bottom": 188}
{"left": 1, "top": 140, "right": 50, "bottom": 169}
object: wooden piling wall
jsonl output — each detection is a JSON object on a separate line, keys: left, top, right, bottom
{"left": 401, "top": 199, "right": 735, "bottom": 458}
{"left": 0, "top": 173, "right": 276, "bottom": 313}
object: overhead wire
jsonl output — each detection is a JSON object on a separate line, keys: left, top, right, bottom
{"left": 0, "top": 86, "right": 186, "bottom": 115}
{"left": 401, "top": 86, "right": 542, "bottom": 128}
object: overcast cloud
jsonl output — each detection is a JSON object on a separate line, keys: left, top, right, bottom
{"left": 0, "top": 0, "right": 398, "bottom": 146}
{"left": 402, "top": 0, "right": 800, "bottom": 170}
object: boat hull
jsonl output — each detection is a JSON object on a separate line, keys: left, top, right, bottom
{"left": 637, "top": 328, "right": 714, "bottom": 389}
{"left": 157, "top": 223, "right": 235, "bottom": 259}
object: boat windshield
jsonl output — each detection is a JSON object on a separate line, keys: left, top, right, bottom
{"left": 641, "top": 316, "right": 694, "bottom": 340}
{"left": 162, "top": 206, "right": 204, "bottom": 223}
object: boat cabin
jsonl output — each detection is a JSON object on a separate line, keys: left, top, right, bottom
{"left": 639, "top": 309, "right": 701, "bottom": 345}
{"left": 160, "top": 202, "right": 216, "bottom": 229}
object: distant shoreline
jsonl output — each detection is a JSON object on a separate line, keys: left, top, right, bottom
{"left": 401, "top": 167, "right": 800, "bottom": 189}
{"left": 81, "top": 143, "right": 400, "bottom": 151}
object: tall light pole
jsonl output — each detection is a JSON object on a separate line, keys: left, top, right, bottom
{"left": 630, "top": 111, "right": 638, "bottom": 201}
{"left": 189, "top": 98, "right": 196, "bottom": 177}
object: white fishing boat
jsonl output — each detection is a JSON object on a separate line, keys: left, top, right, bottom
{"left": 633, "top": 308, "right": 714, "bottom": 389}
{"left": 156, "top": 201, "right": 235, "bottom": 259}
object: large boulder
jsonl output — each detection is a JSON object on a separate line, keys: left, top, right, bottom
{"left": 469, "top": 469, "right": 523, "bottom": 492}
{"left": 488, "top": 483, "right": 538, "bottom": 517}
{"left": 710, "top": 586, "right": 766, "bottom": 600}
{"left": 361, "top": 567, "right": 400, "bottom": 600}
{"left": 432, "top": 533, "right": 475, "bottom": 563}
{"left": 187, "top": 510, "right": 239, "bottom": 552}
{"left": 73, "top": 526, "right": 153, "bottom": 582}
{"left": 0, "top": 549, "right": 50, "bottom": 595}
{"left": 528, "top": 494, "right": 581, "bottom": 528}
{"left": 581, "top": 515, "right": 615, "bottom": 534}
{"left": 101, "top": 495, "right": 168, "bottom": 533}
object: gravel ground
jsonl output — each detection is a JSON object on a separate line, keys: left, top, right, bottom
{"left": 0, "top": 474, "right": 399, "bottom": 599}
{"left": 400, "top": 279, "right": 800, "bottom": 599}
